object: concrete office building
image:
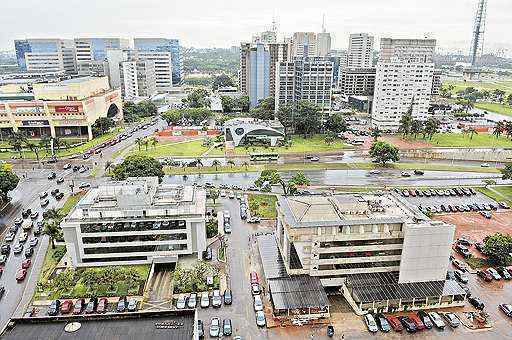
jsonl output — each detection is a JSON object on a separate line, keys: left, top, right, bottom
{"left": 253, "top": 30, "right": 277, "bottom": 44}
{"left": 134, "top": 38, "right": 181, "bottom": 88}
{"left": 275, "top": 57, "right": 333, "bottom": 111}
{"left": 269, "top": 43, "right": 290, "bottom": 99}
{"left": 61, "top": 177, "right": 207, "bottom": 267}
{"left": 317, "top": 30, "right": 331, "bottom": 57}
{"left": 339, "top": 68, "right": 376, "bottom": 96}
{"left": 120, "top": 59, "right": 157, "bottom": 100}
{"left": 76, "top": 60, "right": 109, "bottom": 78}
{"left": 0, "top": 76, "right": 122, "bottom": 140}
{"left": 239, "top": 43, "right": 270, "bottom": 108}
{"left": 74, "top": 38, "right": 129, "bottom": 76}
{"left": 347, "top": 33, "right": 374, "bottom": 69}
{"left": 15, "top": 39, "right": 76, "bottom": 74}
{"left": 372, "top": 38, "right": 436, "bottom": 131}
{"left": 290, "top": 32, "right": 318, "bottom": 58}
{"left": 432, "top": 69, "right": 442, "bottom": 96}
{"left": 106, "top": 49, "right": 131, "bottom": 89}
{"left": 276, "top": 192, "right": 465, "bottom": 313}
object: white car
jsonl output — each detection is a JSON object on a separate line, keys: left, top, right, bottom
{"left": 212, "top": 289, "right": 222, "bottom": 308}
{"left": 209, "top": 317, "right": 221, "bottom": 337}
{"left": 428, "top": 311, "right": 446, "bottom": 329}
{"left": 487, "top": 268, "right": 502, "bottom": 280}
{"left": 253, "top": 294, "right": 263, "bottom": 311}
{"left": 200, "top": 292, "right": 210, "bottom": 308}
{"left": 256, "top": 310, "right": 266, "bottom": 327}
{"left": 176, "top": 295, "right": 187, "bottom": 309}
{"left": 220, "top": 190, "right": 226, "bottom": 197}
{"left": 187, "top": 293, "right": 197, "bottom": 308}
{"left": 0, "top": 255, "right": 6, "bottom": 264}
{"left": 19, "top": 232, "right": 28, "bottom": 243}
{"left": 481, "top": 163, "right": 490, "bottom": 168}
{"left": 224, "top": 223, "right": 232, "bottom": 234}
{"left": 364, "top": 314, "right": 378, "bottom": 333}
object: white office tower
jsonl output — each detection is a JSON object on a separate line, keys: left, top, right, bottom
{"left": 133, "top": 38, "right": 174, "bottom": 93}
{"left": 74, "top": 38, "right": 130, "bottom": 76}
{"left": 106, "top": 49, "right": 130, "bottom": 89}
{"left": 371, "top": 38, "right": 436, "bottom": 131}
{"left": 15, "top": 39, "right": 76, "bottom": 73}
{"left": 317, "top": 18, "right": 331, "bottom": 57}
{"left": 275, "top": 57, "right": 333, "bottom": 112}
{"left": 120, "top": 60, "right": 157, "bottom": 100}
{"left": 290, "top": 32, "right": 318, "bottom": 58}
{"left": 347, "top": 33, "right": 374, "bottom": 69}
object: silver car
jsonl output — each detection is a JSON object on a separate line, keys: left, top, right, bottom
{"left": 364, "top": 314, "right": 378, "bottom": 333}
{"left": 212, "top": 290, "right": 222, "bottom": 308}
{"left": 253, "top": 295, "right": 263, "bottom": 311}
{"left": 428, "top": 311, "right": 446, "bottom": 329}
{"left": 200, "top": 292, "right": 209, "bottom": 308}
{"left": 176, "top": 295, "right": 186, "bottom": 309}
{"left": 209, "top": 317, "right": 221, "bottom": 337}
{"left": 187, "top": 293, "right": 197, "bottom": 308}
{"left": 256, "top": 310, "right": 266, "bottom": 327}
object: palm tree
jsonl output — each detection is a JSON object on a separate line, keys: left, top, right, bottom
{"left": 226, "top": 159, "right": 236, "bottom": 168}
{"left": 25, "top": 141, "right": 40, "bottom": 163}
{"left": 211, "top": 160, "right": 221, "bottom": 171}
{"left": 9, "top": 132, "right": 26, "bottom": 159}
{"left": 150, "top": 137, "right": 158, "bottom": 149}
{"left": 370, "top": 127, "right": 382, "bottom": 141}
{"left": 51, "top": 137, "right": 61, "bottom": 157}
{"left": 466, "top": 127, "right": 478, "bottom": 140}
{"left": 142, "top": 139, "right": 149, "bottom": 151}
{"left": 242, "top": 161, "right": 250, "bottom": 170}
{"left": 104, "top": 161, "right": 113, "bottom": 173}
{"left": 40, "top": 135, "right": 51, "bottom": 156}
{"left": 44, "top": 220, "right": 61, "bottom": 249}
{"left": 135, "top": 137, "right": 143, "bottom": 152}
{"left": 494, "top": 121, "right": 506, "bottom": 139}
{"left": 210, "top": 189, "right": 220, "bottom": 205}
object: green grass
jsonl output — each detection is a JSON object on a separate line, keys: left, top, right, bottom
{"left": 165, "top": 161, "right": 500, "bottom": 176}
{"left": 129, "top": 139, "right": 210, "bottom": 158}
{"left": 218, "top": 246, "right": 226, "bottom": 262}
{"left": 405, "top": 133, "right": 512, "bottom": 148}
{"left": 443, "top": 80, "right": 512, "bottom": 96}
{"left": 60, "top": 192, "right": 85, "bottom": 216}
{"left": 248, "top": 194, "right": 278, "bottom": 219}
{"left": 38, "top": 246, "right": 66, "bottom": 284}
{"left": 466, "top": 256, "right": 488, "bottom": 269}
{"left": 475, "top": 102, "right": 512, "bottom": 117}
{"left": 478, "top": 185, "right": 512, "bottom": 204}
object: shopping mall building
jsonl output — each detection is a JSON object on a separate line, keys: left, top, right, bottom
{"left": 0, "top": 76, "right": 122, "bottom": 140}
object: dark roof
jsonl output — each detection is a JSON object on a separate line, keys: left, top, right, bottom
{"left": 1, "top": 312, "right": 194, "bottom": 340}
{"left": 257, "top": 234, "right": 288, "bottom": 280}
{"left": 268, "top": 276, "right": 330, "bottom": 310}
{"left": 346, "top": 272, "right": 466, "bottom": 304}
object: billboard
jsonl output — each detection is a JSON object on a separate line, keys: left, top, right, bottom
{"left": 55, "top": 105, "right": 79, "bottom": 113}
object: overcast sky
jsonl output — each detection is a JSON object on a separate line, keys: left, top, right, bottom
{"left": 1, "top": 0, "right": 511, "bottom": 55}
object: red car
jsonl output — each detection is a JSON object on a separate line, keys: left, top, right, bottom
{"left": 250, "top": 272, "right": 259, "bottom": 284}
{"left": 408, "top": 314, "right": 425, "bottom": 331}
{"left": 60, "top": 300, "right": 74, "bottom": 314}
{"left": 97, "top": 297, "right": 108, "bottom": 313}
{"left": 507, "top": 266, "right": 512, "bottom": 276}
{"left": 22, "top": 259, "right": 32, "bottom": 269}
{"left": 16, "top": 269, "right": 27, "bottom": 282}
{"left": 477, "top": 270, "right": 493, "bottom": 282}
{"left": 385, "top": 315, "right": 404, "bottom": 332}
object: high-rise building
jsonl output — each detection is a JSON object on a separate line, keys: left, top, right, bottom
{"left": 15, "top": 39, "right": 76, "bottom": 74}
{"left": 239, "top": 43, "right": 270, "bottom": 108}
{"left": 120, "top": 59, "right": 157, "bottom": 100}
{"left": 106, "top": 49, "right": 131, "bottom": 89}
{"left": 269, "top": 43, "right": 289, "bottom": 99}
{"left": 74, "top": 38, "right": 129, "bottom": 76}
{"left": 347, "top": 33, "right": 374, "bottom": 69}
{"left": 372, "top": 38, "right": 436, "bottom": 131}
{"left": 290, "top": 32, "right": 318, "bottom": 58}
{"left": 275, "top": 57, "right": 333, "bottom": 112}
{"left": 339, "top": 68, "right": 376, "bottom": 96}
{"left": 253, "top": 30, "right": 277, "bottom": 44}
{"left": 317, "top": 17, "right": 331, "bottom": 57}
{"left": 432, "top": 69, "right": 442, "bottom": 96}
{"left": 134, "top": 38, "right": 181, "bottom": 91}
{"left": 76, "top": 60, "right": 109, "bottom": 78}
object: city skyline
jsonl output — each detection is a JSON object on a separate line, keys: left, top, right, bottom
{"left": 1, "top": 0, "right": 512, "bottom": 55}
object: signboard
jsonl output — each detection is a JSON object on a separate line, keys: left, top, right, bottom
{"left": 105, "top": 91, "right": 119, "bottom": 103}
{"left": 22, "top": 120, "right": 49, "bottom": 127}
{"left": 55, "top": 105, "right": 79, "bottom": 113}
{"left": 16, "top": 107, "right": 43, "bottom": 113}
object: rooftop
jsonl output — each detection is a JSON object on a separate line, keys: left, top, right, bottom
{"left": 224, "top": 117, "right": 284, "bottom": 129}
{"left": 278, "top": 193, "right": 426, "bottom": 228}
{"left": 58, "top": 76, "right": 100, "bottom": 85}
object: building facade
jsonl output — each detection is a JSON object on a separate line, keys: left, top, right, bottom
{"left": 290, "top": 32, "right": 318, "bottom": 58}
{"left": 432, "top": 69, "right": 442, "bottom": 96}
{"left": 339, "top": 68, "right": 376, "bottom": 96}
{"left": 134, "top": 38, "right": 181, "bottom": 88}
{"left": 120, "top": 60, "right": 157, "bottom": 99}
{"left": 275, "top": 57, "right": 333, "bottom": 111}
{"left": 61, "top": 177, "right": 207, "bottom": 267}
{"left": 15, "top": 39, "right": 76, "bottom": 74}
{"left": 0, "top": 76, "right": 122, "bottom": 140}
{"left": 347, "top": 33, "right": 374, "bottom": 69}
{"left": 239, "top": 43, "right": 270, "bottom": 108}
{"left": 372, "top": 38, "right": 436, "bottom": 131}
{"left": 74, "top": 38, "right": 129, "bottom": 76}
{"left": 106, "top": 49, "right": 131, "bottom": 89}
{"left": 269, "top": 43, "right": 290, "bottom": 99}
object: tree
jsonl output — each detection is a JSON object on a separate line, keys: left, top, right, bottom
{"left": 242, "top": 161, "right": 250, "bottom": 170}
{"left": 209, "top": 189, "right": 220, "bottom": 205}
{"left": 370, "top": 127, "right": 382, "bottom": 141}
{"left": 52, "top": 137, "right": 61, "bottom": 156}
{"left": 150, "top": 137, "right": 158, "bottom": 149}
{"left": 295, "top": 100, "right": 322, "bottom": 137}
{"left": 369, "top": 141, "right": 400, "bottom": 166}
{"left": 112, "top": 155, "right": 165, "bottom": 181}
{"left": 184, "top": 89, "right": 210, "bottom": 108}
{"left": 212, "top": 74, "right": 235, "bottom": 90}
{"left": 501, "top": 163, "right": 512, "bottom": 180}
{"left": 40, "top": 135, "right": 51, "bottom": 155}
{"left": 161, "top": 110, "right": 182, "bottom": 126}
{"left": 290, "top": 171, "right": 310, "bottom": 186}
{"left": 423, "top": 117, "right": 440, "bottom": 140}
{"left": 398, "top": 108, "right": 413, "bottom": 137}
{"left": 494, "top": 121, "right": 506, "bottom": 139}
{"left": 276, "top": 104, "right": 294, "bottom": 136}
{"left": 226, "top": 160, "right": 235, "bottom": 168}
{"left": 44, "top": 219, "right": 62, "bottom": 249}
{"left": 25, "top": 141, "right": 40, "bottom": 163}
{"left": 506, "top": 93, "right": 512, "bottom": 107}
{"left": 466, "top": 127, "right": 478, "bottom": 140}
{"left": 410, "top": 120, "right": 423, "bottom": 138}
{"left": 0, "top": 168, "right": 19, "bottom": 202}
{"left": 123, "top": 101, "right": 157, "bottom": 122}
{"left": 211, "top": 160, "right": 221, "bottom": 171}
{"left": 483, "top": 233, "right": 512, "bottom": 266}
{"left": 324, "top": 113, "right": 348, "bottom": 134}
{"left": 237, "top": 96, "right": 250, "bottom": 112}
{"left": 9, "top": 132, "right": 26, "bottom": 159}
{"left": 324, "top": 133, "right": 336, "bottom": 145}
{"left": 220, "top": 96, "right": 235, "bottom": 113}
{"left": 135, "top": 137, "right": 143, "bottom": 152}
{"left": 493, "top": 89, "right": 506, "bottom": 102}
{"left": 91, "top": 117, "right": 115, "bottom": 136}
{"left": 249, "top": 97, "right": 275, "bottom": 120}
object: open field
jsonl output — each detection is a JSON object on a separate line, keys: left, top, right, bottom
{"left": 443, "top": 80, "right": 512, "bottom": 95}
{"left": 478, "top": 185, "right": 512, "bottom": 204}
{"left": 130, "top": 138, "right": 210, "bottom": 158}
{"left": 475, "top": 102, "right": 512, "bottom": 117}
{"left": 247, "top": 194, "right": 278, "bottom": 219}
{"left": 394, "top": 133, "right": 512, "bottom": 148}
{"left": 164, "top": 161, "right": 501, "bottom": 175}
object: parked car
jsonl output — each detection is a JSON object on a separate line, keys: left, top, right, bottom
{"left": 1, "top": 244, "right": 10, "bottom": 255}
{"left": 443, "top": 312, "right": 460, "bottom": 328}
{"left": 97, "top": 297, "right": 108, "bottom": 313}
{"left": 209, "top": 317, "right": 221, "bottom": 338}
{"left": 63, "top": 163, "right": 71, "bottom": 170}
{"left": 176, "top": 295, "right": 187, "bottom": 309}
{"left": 116, "top": 296, "right": 127, "bottom": 312}
{"left": 374, "top": 313, "right": 391, "bottom": 332}
{"left": 60, "top": 300, "right": 73, "bottom": 314}
{"left": 446, "top": 270, "right": 456, "bottom": 280}
{"left": 417, "top": 311, "right": 433, "bottom": 329}
{"left": 4, "top": 232, "right": 15, "bottom": 242}
{"left": 408, "top": 314, "right": 425, "bottom": 331}
{"left": 56, "top": 177, "right": 64, "bottom": 184}
{"left": 428, "top": 311, "right": 445, "bottom": 329}
{"left": 452, "top": 259, "right": 467, "bottom": 272}
{"left": 200, "top": 292, "right": 209, "bottom": 308}
{"left": 385, "top": 315, "right": 403, "bottom": 332}
{"left": 224, "top": 289, "right": 232, "bottom": 305}
{"left": 477, "top": 270, "right": 493, "bottom": 282}
{"left": 487, "top": 267, "right": 502, "bottom": 280}
{"left": 55, "top": 192, "right": 64, "bottom": 200}
{"left": 197, "top": 319, "right": 204, "bottom": 338}
{"left": 398, "top": 316, "right": 417, "bottom": 333}
{"left": 48, "top": 172, "right": 56, "bottom": 180}
{"left": 73, "top": 298, "right": 86, "bottom": 314}
{"left": 47, "top": 299, "right": 61, "bottom": 316}
{"left": 499, "top": 303, "right": 512, "bottom": 317}
{"left": 21, "top": 258, "right": 31, "bottom": 269}
{"left": 475, "top": 242, "right": 486, "bottom": 253}
{"left": 251, "top": 283, "right": 261, "bottom": 295}
{"left": 127, "top": 299, "right": 138, "bottom": 312}
{"left": 364, "top": 314, "right": 379, "bottom": 333}
{"left": 497, "top": 267, "right": 512, "bottom": 280}
{"left": 454, "top": 270, "right": 469, "bottom": 283}
{"left": 256, "top": 310, "right": 266, "bottom": 327}
{"left": 0, "top": 254, "right": 6, "bottom": 265}
{"left": 223, "top": 319, "right": 233, "bottom": 336}
{"left": 253, "top": 294, "right": 263, "bottom": 311}
{"left": 16, "top": 268, "right": 27, "bottom": 282}
{"left": 85, "top": 297, "right": 98, "bottom": 314}
{"left": 79, "top": 182, "right": 91, "bottom": 189}
{"left": 0, "top": 286, "right": 5, "bottom": 300}
{"left": 203, "top": 247, "right": 213, "bottom": 261}
{"left": 212, "top": 290, "right": 222, "bottom": 308}
{"left": 224, "top": 222, "right": 232, "bottom": 234}
{"left": 187, "top": 293, "right": 197, "bottom": 308}
{"left": 468, "top": 296, "right": 485, "bottom": 310}
{"left": 455, "top": 244, "right": 471, "bottom": 258}
{"left": 250, "top": 271, "right": 259, "bottom": 284}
